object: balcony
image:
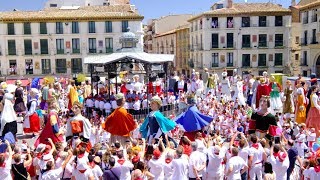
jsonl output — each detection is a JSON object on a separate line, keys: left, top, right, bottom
{"left": 7, "top": 68, "right": 17, "bottom": 75}
{"left": 242, "top": 43, "right": 251, "bottom": 48}
{"left": 106, "top": 48, "right": 113, "bottom": 53}
{"left": 226, "top": 42, "right": 234, "bottom": 48}
{"left": 227, "top": 63, "right": 233, "bottom": 67}
{"left": 211, "top": 43, "right": 219, "bottom": 49}
{"left": 57, "top": 49, "right": 64, "bottom": 54}
{"left": 72, "top": 49, "right": 80, "bottom": 54}
{"left": 301, "top": 38, "right": 308, "bottom": 46}
{"left": 310, "top": 37, "right": 318, "bottom": 44}
{"left": 56, "top": 68, "right": 67, "bottom": 74}
{"left": 89, "top": 49, "right": 97, "bottom": 54}
{"left": 258, "top": 42, "right": 268, "bottom": 48}
{"left": 275, "top": 41, "right": 284, "bottom": 48}
{"left": 211, "top": 63, "right": 219, "bottom": 67}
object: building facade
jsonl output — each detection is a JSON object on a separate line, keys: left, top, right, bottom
{"left": 175, "top": 26, "right": 190, "bottom": 75}
{"left": 45, "top": 0, "right": 130, "bottom": 8}
{"left": 291, "top": 0, "right": 320, "bottom": 77}
{"left": 188, "top": 0, "right": 292, "bottom": 76}
{"left": 0, "top": 4, "right": 143, "bottom": 78}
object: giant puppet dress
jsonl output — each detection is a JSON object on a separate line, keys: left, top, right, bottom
{"left": 23, "top": 98, "right": 41, "bottom": 133}
{"left": 104, "top": 106, "right": 136, "bottom": 145}
{"left": 295, "top": 87, "right": 307, "bottom": 124}
{"left": 66, "top": 114, "right": 92, "bottom": 151}
{"left": 140, "top": 110, "right": 176, "bottom": 144}
{"left": 35, "top": 109, "right": 63, "bottom": 147}
{"left": 269, "top": 82, "right": 283, "bottom": 112}
{"left": 306, "top": 93, "right": 320, "bottom": 136}
{"left": 0, "top": 94, "right": 18, "bottom": 137}
{"left": 174, "top": 105, "right": 213, "bottom": 141}
{"left": 255, "top": 82, "right": 271, "bottom": 109}
{"left": 249, "top": 111, "right": 277, "bottom": 139}
{"left": 68, "top": 85, "right": 79, "bottom": 109}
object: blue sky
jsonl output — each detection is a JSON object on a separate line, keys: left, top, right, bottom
{"left": 0, "top": 0, "right": 291, "bottom": 21}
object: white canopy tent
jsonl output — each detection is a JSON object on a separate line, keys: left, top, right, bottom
{"left": 84, "top": 52, "right": 174, "bottom": 65}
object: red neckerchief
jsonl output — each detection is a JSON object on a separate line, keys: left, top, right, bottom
{"left": 165, "top": 158, "right": 172, "bottom": 164}
{"left": 78, "top": 153, "right": 85, "bottom": 158}
{"left": 79, "top": 169, "right": 87, "bottom": 173}
{"left": 0, "top": 162, "right": 5, "bottom": 168}
{"left": 117, "top": 159, "right": 125, "bottom": 165}
{"left": 315, "top": 165, "right": 320, "bottom": 173}
{"left": 252, "top": 143, "right": 259, "bottom": 149}
{"left": 89, "top": 162, "right": 95, "bottom": 168}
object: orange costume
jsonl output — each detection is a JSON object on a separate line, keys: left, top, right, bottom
{"left": 104, "top": 106, "right": 136, "bottom": 144}
{"left": 295, "top": 87, "right": 306, "bottom": 124}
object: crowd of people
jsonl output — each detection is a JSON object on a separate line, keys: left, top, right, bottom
{"left": 0, "top": 69, "right": 319, "bottom": 180}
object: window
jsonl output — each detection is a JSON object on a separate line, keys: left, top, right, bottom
{"left": 302, "top": 51, "right": 307, "bottom": 65}
{"left": 72, "top": 38, "right": 80, "bottom": 54}
{"left": 56, "top": 22, "right": 63, "bottom": 34}
{"left": 275, "top": 16, "right": 283, "bottom": 26}
{"left": 71, "top": 58, "right": 83, "bottom": 73}
{"left": 105, "top": 38, "right": 113, "bottom": 53}
{"left": 227, "top": 17, "right": 233, "bottom": 28}
{"left": 24, "top": 22, "right": 31, "bottom": 35}
{"left": 258, "top": 34, "right": 267, "bottom": 47}
{"left": 88, "top": 38, "right": 96, "bottom": 53}
{"left": 7, "top": 23, "right": 15, "bottom": 35}
{"left": 242, "top": 17, "right": 250, "bottom": 27}
{"left": 40, "top": 22, "right": 47, "bottom": 34}
{"left": 50, "top": 4, "right": 57, "bottom": 7}
{"left": 274, "top": 53, "right": 283, "bottom": 66}
{"left": 295, "top": 54, "right": 299, "bottom": 61}
{"left": 9, "top": 60, "right": 17, "bottom": 75}
{"left": 72, "top": 22, "right": 79, "bottom": 34}
{"left": 312, "top": 29, "right": 317, "bottom": 44}
{"left": 275, "top": 34, "right": 283, "bottom": 47}
{"left": 211, "top": 34, "right": 219, "bottom": 48}
{"left": 56, "top": 39, "right": 64, "bottom": 54}
{"left": 105, "top": 21, "right": 112, "bottom": 33}
{"left": 227, "top": 52, "right": 233, "bottom": 67}
{"left": 40, "top": 39, "right": 48, "bottom": 54}
{"left": 303, "top": 12, "right": 309, "bottom": 24}
{"left": 55, "top": 59, "right": 67, "bottom": 73}
{"left": 88, "top": 21, "right": 96, "bottom": 33}
{"left": 8, "top": 40, "right": 16, "bottom": 55}
{"left": 41, "top": 59, "right": 51, "bottom": 74}
{"left": 303, "top": 70, "right": 308, "bottom": 77}
{"left": 242, "top": 35, "right": 251, "bottom": 48}
{"left": 312, "top": 10, "right": 317, "bottom": 22}
{"left": 24, "top": 39, "right": 32, "bottom": 55}
{"left": 242, "top": 54, "right": 250, "bottom": 67}
{"left": 122, "top": 21, "right": 129, "bottom": 32}
{"left": 259, "top": 16, "right": 267, "bottom": 27}
{"left": 303, "top": 30, "right": 308, "bottom": 45}
{"left": 216, "top": 4, "right": 223, "bottom": 9}
{"left": 227, "top": 33, "right": 234, "bottom": 48}
{"left": 212, "top": 53, "right": 219, "bottom": 67}
{"left": 212, "top": 17, "right": 218, "bottom": 28}
{"left": 258, "top": 54, "right": 267, "bottom": 66}
{"left": 25, "top": 59, "right": 33, "bottom": 75}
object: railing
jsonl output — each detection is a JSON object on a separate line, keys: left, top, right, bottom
{"left": 57, "top": 49, "right": 64, "bottom": 54}
{"left": 106, "top": 48, "right": 113, "bottom": 53}
{"left": 72, "top": 49, "right": 80, "bottom": 54}
{"left": 242, "top": 43, "right": 251, "bottom": 48}
{"left": 258, "top": 42, "right": 268, "bottom": 48}
{"left": 227, "top": 63, "right": 233, "bottom": 67}
{"left": 212, "top": 63, "right": 219, "bottom": 67}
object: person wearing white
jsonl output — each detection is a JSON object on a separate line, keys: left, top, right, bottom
{"left": 163, "top": 152, "right": 174, "bottom": 179}
{"left": 116, "top": 151, "right": 133, "bottom": 180}
{"left": 220, "top": 71, "right": 231, "bottom": 101}
{"left": 41, "top": 150, "right": 73, "bottom": 180}
{"left": 72, "top": 162, "right": 95, "bottom": 180}
{"left": 188, "top": 142, "right": 207, "bottom": 179}
{"left": 171, "top": 148, "right": 189, "bottom": 180}
{"left": 206, "top": 146, "right": 226, "bottom": 180}
{"left": 232, "top": 76, "right": 246, "bottom": 106}
{"left": 148, "top": 150, "right": 165, "bottom": 180}
{"left": 248, "top": 135, "right": 267, "bottom": 180}
{"left": 0, "top": 93, "right": 17, "bottom": 136}
{"left": 268, "top": 144, "right": 289, "bottom": 180}
{"left": 0, "top": 140, "right": 13, "bottom": 180}
{"left": 104, "top": 101, "right": 112, "bottom": 116}
{"left": 226, "top": 147, "right": 248, "bottom": 180}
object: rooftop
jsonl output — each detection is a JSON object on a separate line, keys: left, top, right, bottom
{"left": 0, "top": 5, "right": 144, "bottom": 22}
{"left": 297, "top": 0, "right": 320, "bottom": 10}
{"left": 189, "top": 3, "right": 291, "bottom": 21}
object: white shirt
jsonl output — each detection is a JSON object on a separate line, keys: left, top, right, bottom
{"left": 268, "top": 155, "right": 289, "bottom": 180}
{"left": 72, "top": 168, "right": 94, "bottom": 180}
{"left": 116, "top": 160, "right": 133, "bottom": 180}
{"left": 188, "top": 150, "right": 206, "bottom": 178}
{"left": 111, "top": 100, "right": 118, "bottom": 109}
{"left": 148, "top": 158, "right": 165, "bottom": 180}
{"left": 226, "top": 156, "right": 247, "bottom": 180}
{"left": 304, "top": 167, "right": 320, "bottom": 180}
{"left": 104, "top": 102, "right": 112, "bottom": 113}
{"left": 41, "top": 167, "right": 63, "bottom": 180}
{"left": 99, "top": 101, "right": 105, "bottom": 110}
{"left": 133, "top": 101, "right": 141, "bottom": 110}
{"left": 86, "top": 99, "right": 94, "bottom": 108}
{"left": 249, "top": 144, "right": 264, "bottom": 166}
{"left": 163, "top": 161, "right": 174, "bottom": 179}
{"left": 207, "top": 148, "right": 225, "bottom": 177}
{"left": 142, "top": 99, "right": 148, "bottom": 109}
{"left": 307, "top": 133, "right": 316, "bottom": 142}
{"left": 94, "top": 100, "right": 100, "bottom": 109}
{"left": 239, "top": 146, "right": 250, "bottom": 164}
{"left": 0, "top": 158, "right": 12, "bottom": 180}
{"left": 171, "top": 157, "right": 189, "bottom": 180}
{"left": 91, "top": 165, "right": 103, "bottom": 180}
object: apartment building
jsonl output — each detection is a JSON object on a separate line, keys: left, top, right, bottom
{"left": 0, "top": 1, "right": 143, "bottom": 77}
{"left": 188, "top": 0, "right": 292, "bottom": 76}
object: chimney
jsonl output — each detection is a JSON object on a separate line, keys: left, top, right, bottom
{"left": 227, "top": 0, "right": 233, "bottom": 8}
{"left": 291, "top": 0, "right": 296, "bottom": 6}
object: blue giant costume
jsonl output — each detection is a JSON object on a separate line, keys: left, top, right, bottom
{"left": 140, "top": 111, "right": 176, "bottom": 144}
